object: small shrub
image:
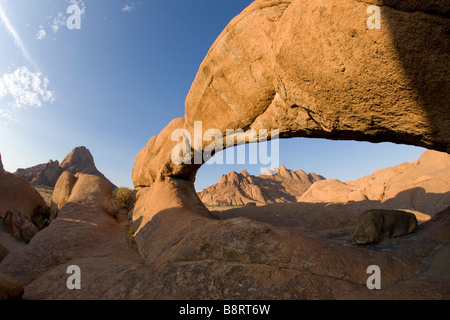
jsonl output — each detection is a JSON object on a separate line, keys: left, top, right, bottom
{"left": 32, "top": 206, "right": 51, "bottom": 230}
{"left": 112, "top": 187, "right": 135, "bottom": 210}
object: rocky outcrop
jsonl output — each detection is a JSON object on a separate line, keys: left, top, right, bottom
{"left": 352, "top": 209, "right": 418, "bottom": 245}
{"left": 13, "top": 146, "right": 117, "bottom": 191}
{"left": 0, "top": 244, "right": 8, "bottom": 263}
{"left": 133, "top": 0, "right": 450, "bottom": 189}
{"left": 61, "top": 147, "right": 117, "bottom": 191}
{"left": 0, "top": 169, "right": 48, "bottom": 221}
{"left": 0, "top": 272, "right": 23, "bottom": 300}
{"left": 14, "top": 160, "right": 63, "bottom": 187}
{"left": 198, "top": 166, "right": 325, "bottom": 206}
{"left": 300, "top": 150, "right": 450, "bottom": 216}
{"left": 0, "top": 173, "right": 141, "bottom": 299}
{"left": 127, "top": 0, "right": 449, "bottom": 300}
{"left": 0, "top": 0, "right": 449, "bottom": 300}
{"left": 3, "top": 210, "right": 39, "bottom": 243}
{"left": 0, "top": 153, "right": 4, "bottom": 173}
{"left": 0, "top": 166, "right": 47, "bottom": 245}
{"left": 1, "top": 171, "right": 446, "bottom": 299}
{"left": 50, "top": 171, "right": 77, "bottom": 220}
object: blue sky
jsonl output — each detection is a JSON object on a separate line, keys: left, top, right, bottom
{"left": 0, "top": 0, "right": 426, "bottom": 191}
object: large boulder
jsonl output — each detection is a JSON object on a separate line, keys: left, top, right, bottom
{"left": 0, "top": 272, "right": 23, "bottom": 300}
{"left": 0, "top": 168, "right": 48, "bottom": 221}
{"left": 3, "top": 210, "right": 39, "bottom": 243}
{"left": 50, "top": 171, "right": 77, "bottom": 220}
{"left": 352, "top": 209, "right": 418, "bottom": 245}
{"left": 0, "top": 243, "right": 8, "bottom": 263}
{"left": 61, "top": 147, "right": 117, "bottom": 191}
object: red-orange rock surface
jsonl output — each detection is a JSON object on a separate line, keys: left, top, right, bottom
{"left": 198, "top": 166, "right": 324, "bottom": 206}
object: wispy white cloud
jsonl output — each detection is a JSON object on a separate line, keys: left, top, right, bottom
{"left": 122, "top": 1, "right": 144, "bottom": 13}
{"left": 122, "top": 4, "right": 135, "bottom": 12}
{"left": 0, "top": 6, "right": 54, "bottom": 122}
{"left": 0, "top": 66, "right": 54, "bottom": 120}
{"left": 51, "top": 12, "right": 65, "bottom": 33}
{"left": 0, "top": 4, "right": 38, "bottom": 69}
{"left": 36, "top": 26, "right": 46, "bottom": 40}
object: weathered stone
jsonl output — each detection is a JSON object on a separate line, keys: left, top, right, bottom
{"left": 0, "top": 243, "right": 8, "bottom": 263}
{"left": 61, "top": 146, "right": 117, "bottom": 191}
{"left": 300, "top": 150, "right": 450, "bottom": 216}
{"left": 352, "top": 209, "right": 418, "bottom": 245}
{"left": 50, "top": 171, "right": 77, "bottom": 220}
{"left": 14, "top": 160, "right": 63, "bottom": 188}
{"left": 1, "top": 0, "right": 449, "bottom": 300}
{"left": 198, "top": 166, "right": 325, "bottom": 206}
{"left": 13, "top": 146, "right": 117, "bottom": 191}
{"left": 0, "top": 272, "right": 23, "bottom": 300}
{"left": 0, "top": 173, "right": 138, "bottom": 294}
{"left": 0, "top": 170, "right": 48, "bottom": 221}
{"left": 133, "top": 0, "right": 450, "bottom": 189}
{"left": 3, "top": 210, "right": 39, "bottom": 243}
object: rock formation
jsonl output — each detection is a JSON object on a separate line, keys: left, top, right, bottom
{"left": 0, "top": 0, "right": 449, "bottom": 300}
{"left": 0, "top": 173, "right": 142, "bottom": 299}
{"left": 127, "top": 0, "right": 449, "bottom": 299}
{"left": 352, "top": 209, "right": 418, "bottom": 245}
{"left": 14, "top": 160, "right": 63, "bottom": 188}
{"left": 132, "top": 0, "right": 450, "bottom": 190}
{"left": 13, "top": 146, "right": 117, "bottom": 191}
{"left": 49, "top": 171, "right": 77, "bottom": 220}
{"left": 59, "top": 147, "right": 115, "bottom": 190}
{"left": 3, "top": 210, "right": 39, "bottom": 243}
{"left": 0, "top": 244, "right": 8, "bottom": 263}
{"left": 0, "top": 272, "right": 23, "bottom": 300}
{"left": 0, "top": 166, "right": 48, "bottom": 222}
{"left": 198, "top": 166, "right": 324, "bottom": 206}
{"left": 300, "top": 150, "right": 450, "bottom": 215}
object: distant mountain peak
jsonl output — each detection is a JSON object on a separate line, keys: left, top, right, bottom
{"left": 13, "top": 146, "right": 117, "bottom": 190}
{"left": 61, "top": 146, "right": 96, "bottom": 173}
{"left": 198, "top": 165, "right": 325, "bottom": 206}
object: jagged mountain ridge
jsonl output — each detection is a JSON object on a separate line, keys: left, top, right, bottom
{"left": 13, "top": 147, "right": 117, "bottom": 191}
{"left": 198, "top": 165, "right": 325, "bottom": 206}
